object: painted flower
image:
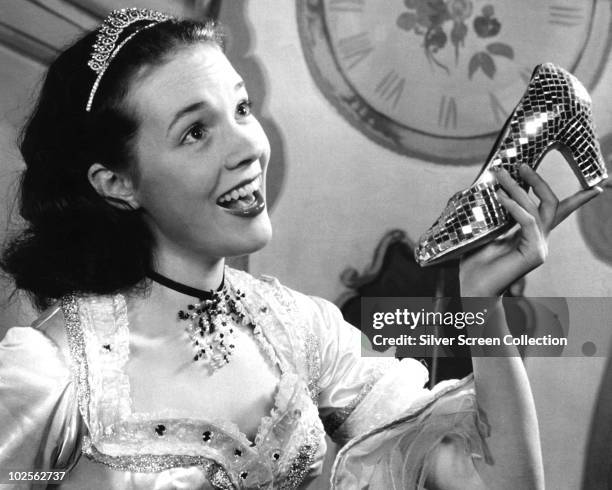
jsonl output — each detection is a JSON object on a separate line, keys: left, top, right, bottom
{"left": 446, "top": 0, "right": 473, "bottom": 22}
{"left": 397, "top": 0, "right": 450, "bottom": 34}
{"left": 396, "top": 0, "right": 508, "bottom": 76}
{"left": 473, "top": 4, "right": 501, "bottom": 38}
{"left": 425, "top": 25, "right": 448, "bottom": 53}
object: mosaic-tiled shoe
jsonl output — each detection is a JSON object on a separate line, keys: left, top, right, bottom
{"left": 415, "top": 63, "right": 608, "bottom": 267}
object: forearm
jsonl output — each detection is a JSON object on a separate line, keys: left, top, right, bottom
{"left": 468, "top": 298, "right": 544, "bottom": 490}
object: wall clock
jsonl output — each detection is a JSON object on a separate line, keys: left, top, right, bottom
{"left": 297, "top": 0, "right": 612, "bottom": 165}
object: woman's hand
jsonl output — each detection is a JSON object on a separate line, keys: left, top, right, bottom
{"left": 459, "top": 164, "right": 604, "bottom": 297}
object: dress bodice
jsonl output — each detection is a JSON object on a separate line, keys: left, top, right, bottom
{"left": 0, "top": 268, "right": 488, "bottom": 489}
{"left": 61, "top": 268, "right": 328, "bottom": 489}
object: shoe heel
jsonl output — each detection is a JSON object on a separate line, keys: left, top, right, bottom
{"left": 556, "top": 112, "right": 608, "bottom": 188}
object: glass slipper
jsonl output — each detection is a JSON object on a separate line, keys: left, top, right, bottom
{"left": 415, "top": 63, "right": 608, "bottom": 267}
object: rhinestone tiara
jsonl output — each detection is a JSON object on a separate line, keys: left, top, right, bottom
{"left": 85, "top": 8, "right": 173, "bottom": 112}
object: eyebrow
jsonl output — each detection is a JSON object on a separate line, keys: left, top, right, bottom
{"left": 166, "top": 80, "right": 246, "bottom": 136}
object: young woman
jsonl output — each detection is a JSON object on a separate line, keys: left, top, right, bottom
{"left": 0, "top": 8, "right": 603, "bottom": 489}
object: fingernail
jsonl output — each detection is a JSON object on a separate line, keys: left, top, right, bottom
{"left": 520, "top": 163, "right": 529, "bottom": 170}
{"left": 497, "top": 189, "right": 508, "bottom": 199}
{"left": 594, "top": 185, "right": 604, "bottom": 194}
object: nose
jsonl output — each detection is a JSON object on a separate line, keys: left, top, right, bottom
{"left": 224, "top": 120, "right": 268, "bottom": 171}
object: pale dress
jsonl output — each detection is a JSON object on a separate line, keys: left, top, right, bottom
{"left": 0, "top": 268, "right": 488, "bottom": 489}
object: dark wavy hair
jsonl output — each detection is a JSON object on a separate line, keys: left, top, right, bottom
{"left": 1, "top": 15, "right": 224, "bottom": 310}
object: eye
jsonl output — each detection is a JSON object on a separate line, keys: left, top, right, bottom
{"left": 236, "top": 99, "right": 252, "bottom": 118}
{"left": 182, "top": 123, "right": 207, "bottom": 145}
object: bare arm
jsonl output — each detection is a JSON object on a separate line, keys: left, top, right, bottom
{"left": 426, "top": 300, "right": 543, "bottom": 490}
{"left": 428, "top": 166, "right": 603, "bottom": 489}
{"left": 469, "top": 299, "right": 543, "bottom": 489}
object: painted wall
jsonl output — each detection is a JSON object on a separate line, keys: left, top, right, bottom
{"left": 243, "top": 2, "right": 612, "bottom": 489}
{"left": 246, "top": 1, "right": 612, "bottom": 300}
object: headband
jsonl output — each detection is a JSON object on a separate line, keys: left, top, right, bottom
{"left": 85, "top": 8, "right": 172, "bottom": 112}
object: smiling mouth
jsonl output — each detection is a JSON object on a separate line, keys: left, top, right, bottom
{"left": 216, "top": 175, "right": 266, "bottom": 217}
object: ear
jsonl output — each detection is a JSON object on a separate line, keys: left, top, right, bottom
{"left": 87, "top": 163, "right": 140, "bottom": 210}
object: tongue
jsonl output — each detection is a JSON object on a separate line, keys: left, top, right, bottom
{"left": 223, "top": 194, "right": 255, "bottom": 210}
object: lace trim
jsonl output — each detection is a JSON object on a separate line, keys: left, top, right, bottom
{"left": 230, "top": 269, "right": 321, "bottom": 402}
{"left": 123, "top": 410, "right": 251, "bottom": 447}
{"left": 74, "top": 281, "right": 294, "bottom": 450}
{"left": 330, "top": 375, "right": 481, "bottom": 480}
{"left": 225, "top": 269, "right": 327, "bottom": 489}
{"left": 63, "top": 268, "right": 326, "bottom": 488}
{"left": 80, "top": 295, "right": 131, "bottom": 438}
{"left": 330, "top": 375, "right": 490, "bottom": 490}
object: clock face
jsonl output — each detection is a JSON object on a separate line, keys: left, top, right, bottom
{"left": 297, "top": 0, "right": 612, "bottom": 164}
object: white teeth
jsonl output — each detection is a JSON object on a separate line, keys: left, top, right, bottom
{"left": 218, "top": 176, "right": 262, "bottom": 203}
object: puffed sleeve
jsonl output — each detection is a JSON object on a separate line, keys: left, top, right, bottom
{"left": 308, "top": 296, "right": 431, "bottom": 443}
{"left": 303, "top": 296, "right": 490, "bottom": 489}
{"left": 0, "top": 326, "right": 82, "bottom": 487}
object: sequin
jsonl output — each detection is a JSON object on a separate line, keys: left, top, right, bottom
{"left": 278, "top": 444, "right": 319, "bottom": 490}
{"left": 416, "top": 63, "right": 608, "bottom": 266}
{"left": 304, "top": 332, "right": 321, "bottom": 402}
{"left": 85, "top": 443, "right": 211, "bottom": 473}
{"left": 321, "top": 378, "right": 376, "bottom": 437}
{"left": 61, "top": 295, "right": 91, "bottom": 422}
{"left": 180, "top": 281, "right": 257, "bottom": 371}
{"left": 205, "top": 463, "right": 235, "bottom": 490}
{"left": 61, "top": 267, "right": 329, "bottom": 488}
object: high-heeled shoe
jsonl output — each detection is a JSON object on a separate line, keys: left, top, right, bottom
{"left": 415, "top": 63, "right": 608, "bottom": 267}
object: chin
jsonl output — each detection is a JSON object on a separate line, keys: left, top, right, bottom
{"left": 247, "top": 216, "right": 273, "bottom": 252}
{"left": 226, "top": 214, "right": 272, "bottom": 257}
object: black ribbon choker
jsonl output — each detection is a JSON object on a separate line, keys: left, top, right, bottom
{"left": 146, "top": 270, "right": 224, "bottom": 301}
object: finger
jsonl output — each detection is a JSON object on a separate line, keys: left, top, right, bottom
{"left": 518, "top": 164, "right": 559, "bottom": 231}
{"left": 495, "top": 168, "right": 539, "bottom": 217}
{"left": 552, "top": 185, "right": 604, "bottom": 229}
{"left": 497, "top": 188, "right": 541, "bottom": 244}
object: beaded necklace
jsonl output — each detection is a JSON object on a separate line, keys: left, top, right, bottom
{"left": 147, "top": 271, "right": 255, "bottom": 372}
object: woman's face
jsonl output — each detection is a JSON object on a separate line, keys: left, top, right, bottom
{"left": 126, "top": 43, "right": 272, "bottom": 261}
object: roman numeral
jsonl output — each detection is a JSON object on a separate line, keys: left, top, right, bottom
{"left": 548, "top": 4, "right": 585, "bottom": 26}
{"left": 489, "top": 91, "right": 508, "bottom": 125}
{"left": 438, "top": 95, "right": 457, "bottom": 129}
{"left": 337, "top": 32, "right": 373, "bottom": 70}
{"left": 328, "top": 0, "right": 364, "bottom": 12}
{"left": 374, "top": 70, "right": 406, "bottom": 109}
